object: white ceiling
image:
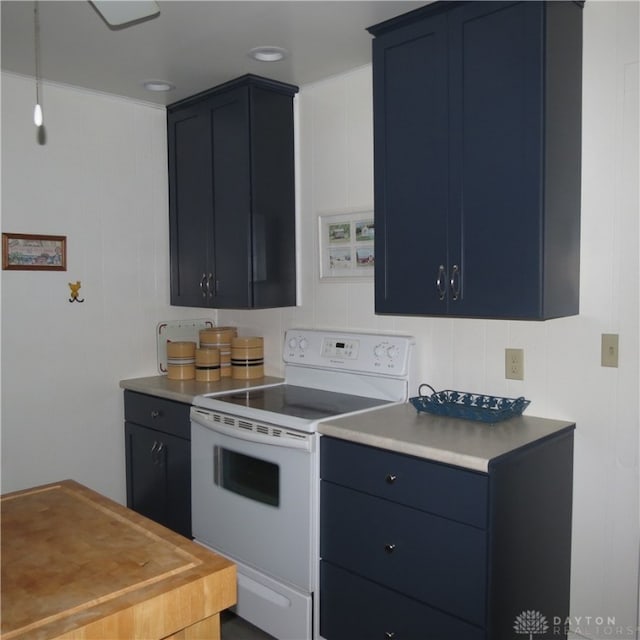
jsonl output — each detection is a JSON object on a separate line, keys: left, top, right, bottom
{"left": 1, "top": 1, "right": 426, "bottom": 106}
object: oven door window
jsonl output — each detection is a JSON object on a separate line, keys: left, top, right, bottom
{"left": 214, "top": 446, "right": 279, "bottom": 507}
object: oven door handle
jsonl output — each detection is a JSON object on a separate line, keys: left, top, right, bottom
{"left": 191, "top": 412, "right": 313, "bottom": 452}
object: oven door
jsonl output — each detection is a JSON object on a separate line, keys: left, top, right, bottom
{"left": 190, "top": 408, "right": 316, "bottom": 592}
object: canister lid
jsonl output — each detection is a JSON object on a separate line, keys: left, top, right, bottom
{"left": 231, "top": 336, "right": 263, "bottom": 348}
{"left": 200, "top": 327, "right": 237, "bottom": 343}
{"left": 166, "top": 341, "right": 196, "bottom": 358}
{"left": 196, "top": 347, "right": 220, "bottom": 364}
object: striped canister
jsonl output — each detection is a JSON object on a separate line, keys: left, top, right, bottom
{"left": 231, "top": 336, "right": 264, "bottom": 380}
{"left": 166, "top": 341, "right": 196, "bottom": 380}
{"left": 195, "top": 347, "right": 221, "bottom": 382}
{"left": 199, "top": 327, "right": 237, "bottom": 378}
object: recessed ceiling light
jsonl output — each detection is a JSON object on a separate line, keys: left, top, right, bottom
{"left": 249, "top": 46, "right": 289, "bottom": 62}
{"left": 142, "top": 80, "right": 175, "bottom": 92}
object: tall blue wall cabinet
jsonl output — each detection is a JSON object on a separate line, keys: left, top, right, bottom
{"left": 167, "top": 75, "right": 298, "bottom": 309}
{"left": 370, "top": 1, "right": 583, "bottom": 319}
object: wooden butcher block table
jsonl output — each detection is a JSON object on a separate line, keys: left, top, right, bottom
{"left": 1, "top": 480, "right": 236, "bottom": 640}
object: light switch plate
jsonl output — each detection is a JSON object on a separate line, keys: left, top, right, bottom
{"left": 601, "top": 334, "right": 619, "bottom": 368}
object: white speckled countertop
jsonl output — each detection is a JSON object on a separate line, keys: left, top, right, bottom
{"left": 318, "top": 402, "right": 575, "bottom": 472}
{"left": 119, "top": 374, "right": 284, "bottom": 405}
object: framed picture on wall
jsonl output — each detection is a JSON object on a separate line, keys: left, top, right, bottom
{"left": 2, "top": 233, "right": 67, "bottom": 271}
{"left": 318, "top": 210, "right": 374, "bottom": 280}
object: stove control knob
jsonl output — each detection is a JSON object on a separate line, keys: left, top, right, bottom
{"left": 299, "top": 337, "right": 309, "bottom": 351}
{"left": 387, "top": 345, "right": 400, "bottom": 359}
{"left": 288, "top": 337, "right": 298, "bottom": 350}
{"left": 374, "top": 344, "right": 386, "bottom": 358}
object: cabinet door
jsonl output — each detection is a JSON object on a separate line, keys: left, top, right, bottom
{"left": 168, "top": 104, "right": 214, "bottom": 308}
{"left": 249, "top": 86, "right": 297, "bottom": 308}
{"left": 208, "top": 87, "right": 253, "bottom": 308}
{"left": 373, "top": 13, "right": 450, "bottom": 315}
{"left": 125, "top": 422, "right": 191, "bottom": 538}
{"left": 449, "top": 1, "right": 545, "bottom": 318}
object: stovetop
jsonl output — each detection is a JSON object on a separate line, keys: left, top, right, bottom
{"left": 191, "top": 328, "right": 416, "bottom": 432}
{"left": 207, "top": 384, "right": 391, "bottom": 421}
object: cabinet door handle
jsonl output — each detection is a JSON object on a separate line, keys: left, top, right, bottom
{"left": 150, "top": 409, "right": 161, "bottom": 419}
{"left": 384, "top": 543, "right": 396, "bottom": 554}
{"left": 385, "top": 474, "right": 397, "bottom": 484}
{"left": 450, "top": 264, "right": 461, "bottom": 301}
{"left": 151, "top": 441, "right": 165, "bottom": 466}
{"left": 200, "top": 273, "right": 208, "bottom": 298}
{"left": 207, "top": 273, "right": 214, "bottom": 298}
{"left": 384, "top": 633, "right": 396, "bottom": 639}
{"left": 436, "top": 265, "right": 447, "bottom": 300}
{"left": 150, "top": 441, "right": 159, "bottom": 463}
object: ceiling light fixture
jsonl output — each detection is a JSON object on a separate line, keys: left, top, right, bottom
{"left": 90, "top": 1, "right": 160, "bottom": 28}
{"left": 33, "top": 1, "right": 43, "bottom": 127}
{"left": 142, "top": 80, "right": 175, "bottom": 92}
{"left": 249, "top": 46, "right": 288, "bottom": 63}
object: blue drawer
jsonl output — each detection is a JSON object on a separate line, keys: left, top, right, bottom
{"left": 321, "top": 481, "right": 487, "bottom": 626}
{"left": 321, "top": 561, "right": 485, "bottom": 640}
{"left": 321, "top": 436, "right": 488, "bottom": 527}
{"left": 124, "top": 391, "right": 190, "bottom": 439}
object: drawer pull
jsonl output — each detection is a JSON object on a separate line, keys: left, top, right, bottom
{"left": 385, "top": 632, "right": 396, "bottom": 639}
{"left": 385, "top": 474, "right": 397, "bottom": 484}
{"left": 384, "top": 543, "right": 396, "bottom": 554}
{"left": 150, "top": 409, "right": 161, "bottom": 419}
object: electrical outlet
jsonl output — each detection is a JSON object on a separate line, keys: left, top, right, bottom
{"left": 505, "top": 348, "right": 524, "bottom": 380}
{"left": 601, "top": 334, "right": 619, "bottom": 368}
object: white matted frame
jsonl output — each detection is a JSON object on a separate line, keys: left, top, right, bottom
{"left": 318, "top": 210, "right": 374, "bottom": 280}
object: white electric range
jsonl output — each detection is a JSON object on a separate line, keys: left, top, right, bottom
{"left": 190, "top": 328, "right": 415, "bottom": 640}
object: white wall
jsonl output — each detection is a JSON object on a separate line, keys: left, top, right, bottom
{"left": 0, "top": 75, "right": 216, "bottom": 502}
{"left": 1, "top": 1, "right": 638, "bottom": 637}
{"left": 219, "top": 2, "right": 640, "bottom": 637}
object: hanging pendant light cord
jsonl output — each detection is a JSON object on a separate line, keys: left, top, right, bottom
{"left": 33, "top": 1, "right": 43, "bottom": 126}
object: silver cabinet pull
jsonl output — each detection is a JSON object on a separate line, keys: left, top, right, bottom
{"left": 436, "top": 265, "right": 447, "bottom": 300}
{"left": 200, "top": 273, "right": 208, "bottom": 298}
{"left": 384, "top": 543, "right": 396, "bottom": 554}
{"left": 151, "top": 441, "right": 164, "bottom": 466}
{"left": 385, "top": 474, "right": 397, "bottom": 484}
{"left": 150, "top": 409, "right": 161, "bottom": 419}
{"left": 385, "top": 633, "right": 396, "bottom": 639}
{"left": 450, "top": 264, "right": 461, "bottom": 301}
{"left": 207, "top": 273, "right": 214, "bottom": 298}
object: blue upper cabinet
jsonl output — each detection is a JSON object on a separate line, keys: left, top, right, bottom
{"left": 369, "top": 1, "right": 583, "bottom": 319}
{"left": 167, "top": 75, "right": 298, "bottom": 309}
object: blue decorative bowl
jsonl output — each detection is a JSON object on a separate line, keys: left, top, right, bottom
{"left": 409, "top": 384, "right": 530, "bottom": 424}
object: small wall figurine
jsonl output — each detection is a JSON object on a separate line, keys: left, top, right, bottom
{"left": 68, "top": 281, "right": 84, "bottom": 303}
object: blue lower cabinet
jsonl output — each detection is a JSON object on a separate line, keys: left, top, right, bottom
{"left": 320, "top": 433, "right": 574, "bottom": 640}
{"left": 320, "top": 561, "right": 485, "bottom": 640}
{"left": 124, "top": 391, "right": 191, "bottom": 538}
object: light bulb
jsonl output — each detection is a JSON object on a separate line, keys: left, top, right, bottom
{"left": 34, "top": 103, "right": 43, "bottom": 127}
